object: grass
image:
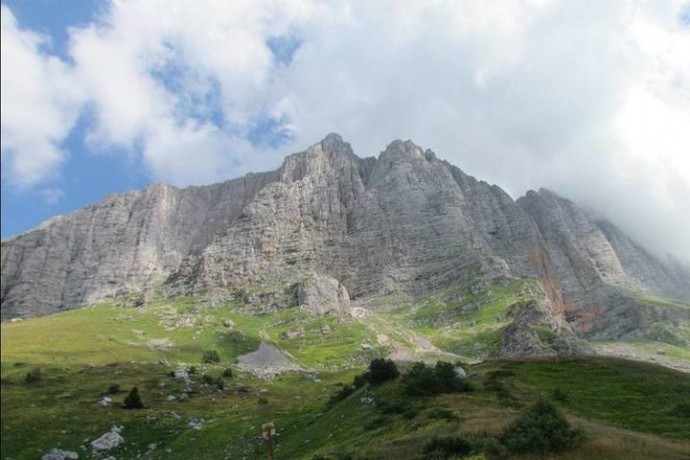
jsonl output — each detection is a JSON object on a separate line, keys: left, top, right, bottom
{"left": 2, "top": 289, "right": 690, "bottom": 459}
{"left": 383, "top": 279, "right": 534, "bottom": 360}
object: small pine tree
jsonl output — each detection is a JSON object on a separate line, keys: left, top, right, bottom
{"left": 123, "top": 386, "right": 144, "bottom": 409}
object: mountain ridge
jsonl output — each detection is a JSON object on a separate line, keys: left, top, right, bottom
{"left": 2, "top": 133, "right": 688, "bottom": 358}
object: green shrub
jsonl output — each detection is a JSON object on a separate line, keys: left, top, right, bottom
{"left": 403, "top": 361, "right": 473, "bottom": 396}
{"left": 222, "top": 367, "right": 233, "bottom": 378}
{"left": 500, "top": 399, "right": 584, "bottom": 456}
{"left": 379, "top": 399, "right": 418, "bottom": 419}
{"left": 328, "top": 384, "right": 356, "bottom": 405}
{"left": 107, "top": 384, "right": 121, "bottom": 394}
{"left": 471, "top": 435, "right": 509, "bottom": 460}
{"left": 188, "top": 366, "right": 198, "bottom": 375}
{"left": 122, "top": 386, "right": 144, "bottom": 409}
{"left": 202, "top": 350, "right": 220, "bottom": 363}
{"left": 551, "top": 387, "right": 569, "bottom": 403}
{"left": 366, "top": 358, "right": 399, "bottom": 385}
{"left": 352, "top": 373, "right": 368, "bottom": 389}
{"left": 669, "top": 402, "right": 690, "bottom": 418}
{"left": 202, "top": 374, "right": 215, "bottom": 385}
{"left": 423, "top": 436, "right": 473, "bottom": 459}
{"left": 25, "top": 368, "right": 42, "bottom": 383}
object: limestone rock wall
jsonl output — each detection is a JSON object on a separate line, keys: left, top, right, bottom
{"left": 2, "top": 134, "right": 688, "bottom": 334}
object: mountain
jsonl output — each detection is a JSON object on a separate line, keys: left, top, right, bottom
{"left": 2, "top": 133, "right": 689, "bottom": 358}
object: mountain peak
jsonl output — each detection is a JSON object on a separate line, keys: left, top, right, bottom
{"left": 379, "top": 139, "right": 426, "bottom": 163}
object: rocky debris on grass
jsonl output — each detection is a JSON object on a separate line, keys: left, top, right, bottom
{"left": 98, "top": 396, "right": 113, "bottom": 407}
{"left": 91, "top": 426, "right": 124, "bottom": 451}
{"left": 42, "top": 448, "right": 79, "bottom": 460}
{"left": 237, "top": 342, "right": 301, "bottom": 380}
{"left": 175, "top": 314, "right": 196, "bottom": 328}
{"left": 173, "top": 368, "right": 189, "bottom": 381}
{"left": 158, "top": 358, "right": 169, "bottom": 365}
{"left": 188, "top": 418, "right": 205, "bottom": 430}
{"left": 148, "top": 338, "right": 173, "bottom": 350}
{"left": 350, "top": 306, "right": 371, "bottom": 318}
{"left": 283, "top": 328, "right": 304, "bottom": 339}
{"left": 304, "top": 372, "right": 321, "bottom": 381}
{"left": 360, "top": 396, "right": 375, "bottom": 406}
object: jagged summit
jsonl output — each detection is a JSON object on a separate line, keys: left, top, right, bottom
{"left": 2, "top": 135, "right": 689, "bottom": 357}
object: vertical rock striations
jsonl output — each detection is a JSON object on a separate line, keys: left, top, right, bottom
{"left": 2, "top": 134, "right": 688, "bottom": 352}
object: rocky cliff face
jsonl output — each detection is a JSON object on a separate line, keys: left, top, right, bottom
{"left": 2, "top": 134, "right": 688, "bottom": 350}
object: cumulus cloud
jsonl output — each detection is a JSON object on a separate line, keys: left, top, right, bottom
{"left": 0, "top": 0, "right": 688, "bottom": 262}
{"left": 0, "top": 5, "right": 85, "bottom": 187}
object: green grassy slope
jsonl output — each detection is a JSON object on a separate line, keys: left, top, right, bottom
{"left": 2, "top": 297, "right": 690, "bottom": 459}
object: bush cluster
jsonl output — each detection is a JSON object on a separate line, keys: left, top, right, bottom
{"left": 328, "top": 359, "right": 400, "bottom": 405}
{"left": 403, "top": 361, "right": 473, "bottom": 396}
{"left": 421, "top": 400, "right": 582, "bottom": 459}
{"left": 500, "top": 399, "right": 584, "bottom": 456}
{"left": 202, "top": 350, "right": 220, "bottom": 364}
{"left": 423, "top": 436, "right": 473, "bottom": 459}
{"left": 201, "top": 374, "right": 225, "bottom": 390}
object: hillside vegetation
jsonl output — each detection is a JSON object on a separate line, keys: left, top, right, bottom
{"left": 2, "top": 298, "right": 690, "bottom": 459}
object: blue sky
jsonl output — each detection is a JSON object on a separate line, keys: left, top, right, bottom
{"left": 1, "top": 0, "right": 689, "bottom": 263}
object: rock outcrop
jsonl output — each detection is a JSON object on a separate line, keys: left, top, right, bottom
{"left": 296, "top": 274, "right": 351, "bottom": 315}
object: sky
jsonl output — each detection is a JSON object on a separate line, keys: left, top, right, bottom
{"left": 1, "top": 0, "right": 689, "bottom": 264}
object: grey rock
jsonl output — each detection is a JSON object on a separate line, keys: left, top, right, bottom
{"left": 453, "top": 366, "right": 467, "bottom": 379}
{"left": 236, "top": 342, "right": 301, "bottom": 379}
{"left": 42, "top": 448, "right": 79, "bottom": 460}
{"left": 296, "top": 274, "right": 350, "bottom": 315}
{"left": 91, "top": 427, "right": 124, "bottom": 451}
{"left": 282, "top": 328, "right": 304, "bottom": 340}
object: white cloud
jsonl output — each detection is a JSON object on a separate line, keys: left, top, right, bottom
{"left": 1, "top": 0, "right": 689, "bottom": 261}
{"left": 0, "top": 5, "right": 85, "bottom": 187}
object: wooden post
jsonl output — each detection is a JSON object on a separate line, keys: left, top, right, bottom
{"left": 262, "top": 422, "right": 275, "bottom": 460}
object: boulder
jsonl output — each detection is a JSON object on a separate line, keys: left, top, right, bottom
{"left": 91, "top": 427, "right": 124, "bottom": 451}
{"left": 296, "top": 274, "right": 350, "bottom": 315}
{"left": 42, "top": 449, "right": 79, "bottom": 460}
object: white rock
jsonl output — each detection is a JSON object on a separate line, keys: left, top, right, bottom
{"left": 173, "top": 368, "right": 189, "bottom": 380}
{"left": 188, "top": 418, "right": 205, "bottom": 430}
{"left": 91, "top": 428, "right": 124, "bottom": 451}
{"left": 360, "top": 396, "right": 375, "bottom": 406}
{"left": 42, "top": 448, "right": 79, "bottom": 460}
{"left": 454, "top": 366, "right": 467, "bottom": 379}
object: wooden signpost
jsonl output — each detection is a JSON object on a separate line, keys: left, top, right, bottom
{"left": 262, "top": 421, "right": 276, "bottom": 460}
